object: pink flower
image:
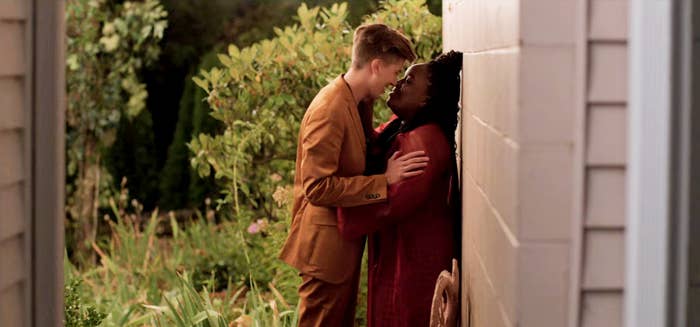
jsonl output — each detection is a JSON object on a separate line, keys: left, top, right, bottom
{"left": 247, "top": 222, "right": 260, "bottom": 234}
{"left": 247, "top": 219, "right": 268, "bottom": 234}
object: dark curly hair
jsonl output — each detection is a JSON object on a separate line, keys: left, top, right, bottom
{"left": 377, "top": 51, "right": 463, "bottom": 158}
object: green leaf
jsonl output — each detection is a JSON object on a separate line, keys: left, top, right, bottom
{"left": 227, "top": 44, "right": 240, "bottom": 58}
{"left": 217, "top": 54, "right": 233, "bottom": 68}
{"left": 140, "top": 25, "right": 152, "bottom": 39}
{"left": 192, "top": 76, "right": 209, "bottom": 91}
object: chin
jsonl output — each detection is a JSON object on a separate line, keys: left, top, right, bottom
{"left": 387, "top": 96, "right": 396, "bottom": 108}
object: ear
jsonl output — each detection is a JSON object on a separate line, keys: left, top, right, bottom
{"left": 369, "top": 58, "right": 383, "bottom": 75}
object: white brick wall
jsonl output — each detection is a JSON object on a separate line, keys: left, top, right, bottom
{"left": 444, "top": 0, "right": 629, "bottom": 326}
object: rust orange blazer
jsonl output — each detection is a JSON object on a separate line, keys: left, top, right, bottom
{"left": 279, "top": 76, "right": 388, "bottom": 284}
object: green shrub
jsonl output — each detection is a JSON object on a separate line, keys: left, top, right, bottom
{"left": 64, "top": 278, "right": 107, "bottom": 327}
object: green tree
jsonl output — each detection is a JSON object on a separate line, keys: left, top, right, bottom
{"left": 159, "top": 50, "right": 222, "bottom": 210}
{"left": 158, "top": 72, "right": 196, "bottom": 210}
{"left": 189, "top": 0, "right": 442, "bottom": 220}
{"left": 65, "top": 0, "right": 167, "bottom": 264}
{"left": 106, "top": 111, "right": 160, "bottom": 209}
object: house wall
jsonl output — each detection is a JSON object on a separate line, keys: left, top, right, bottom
{"left": 443, "top": 0, "right": 629, "bottom": 326}
{"left": 0, "top": 0, "right": 31, "bottom": 326}
{"left": 578, "top": 0, "right": 628, "bottom": 326}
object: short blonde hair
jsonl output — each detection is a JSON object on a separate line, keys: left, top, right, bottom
{"left": 351, "top": 24, "right": 416, "bottom": 68}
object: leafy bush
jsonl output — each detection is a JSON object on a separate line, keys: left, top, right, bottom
{"left": 189, "top": 0, "right": 442, "bottom": 220}
{"left": 64, "top": 278, "right": 107, "bottom": 327}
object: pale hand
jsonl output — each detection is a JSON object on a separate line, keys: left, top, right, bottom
{"left": 385, "top": 150, "right": 429, "bottom": 185}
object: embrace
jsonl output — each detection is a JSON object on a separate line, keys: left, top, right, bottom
{"left": 279, "top": 23, "right": 463, "bottom": 327}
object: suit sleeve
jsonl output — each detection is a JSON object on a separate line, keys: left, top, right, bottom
{"left": 300, "top": 101, "right": 388, "bottom": 208}
{"left": 337, "top": 126, "right": 450, "bottom": 239}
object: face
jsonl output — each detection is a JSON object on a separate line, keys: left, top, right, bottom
{"left": 387, "top": 63, "right": 430, "bottom": 121}
{"left": 366, "top": 58, "right": 405, "bottom": 100}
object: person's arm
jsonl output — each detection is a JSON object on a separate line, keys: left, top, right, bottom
{"left": 337, "top": 125, "right": 451, "bottom": 239}
{"left": 300, "top": 103, "right": 388, "bottom": 208}
{"left": 301, "top": 99, "right": 429, "bottom": 208}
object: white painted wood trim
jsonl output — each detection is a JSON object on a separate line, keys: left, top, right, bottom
{"left": 626, "top": 0, "right": 673, "bottom": 326}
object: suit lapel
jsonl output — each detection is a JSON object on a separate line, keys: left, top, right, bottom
{"left": 334, "top": 76, "right": 366, "bottom": 156}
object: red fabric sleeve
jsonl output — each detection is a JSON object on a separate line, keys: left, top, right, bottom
{"left": 337, "top": 124, "right": 451, "bottom": 240}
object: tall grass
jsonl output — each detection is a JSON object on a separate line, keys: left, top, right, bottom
{"left": 66, "top": 191, "right": 300, "bottom": 327}
{"left": 141, "top": 273, "right": 299, "bottom": 327}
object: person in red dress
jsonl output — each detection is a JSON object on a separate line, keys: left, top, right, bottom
{"left": 338, "top": 51, "right": 463, "bottom": 327}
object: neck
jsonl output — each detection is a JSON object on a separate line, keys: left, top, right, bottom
{"left": 399, "top": 111, "right": 422, "bottom": 131}
{"left": 344, "top": 67, "right": 370, "bottom": 105}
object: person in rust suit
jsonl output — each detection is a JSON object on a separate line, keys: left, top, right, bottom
{"left": 279, "top": 24, "right": 428, "bottom": 327}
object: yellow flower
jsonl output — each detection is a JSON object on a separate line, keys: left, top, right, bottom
{"left": 99, "top": 34, "right": 120, "bottom": 52}
{"left": 102, "top": 22, "right": 115, "bottom": 35}
{"left": 66, "top": 54, "right": 79, "bottom": 71}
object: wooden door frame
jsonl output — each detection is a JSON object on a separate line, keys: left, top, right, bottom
{"left": 30, "top": 0, "right": 65, "bottom": 325}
